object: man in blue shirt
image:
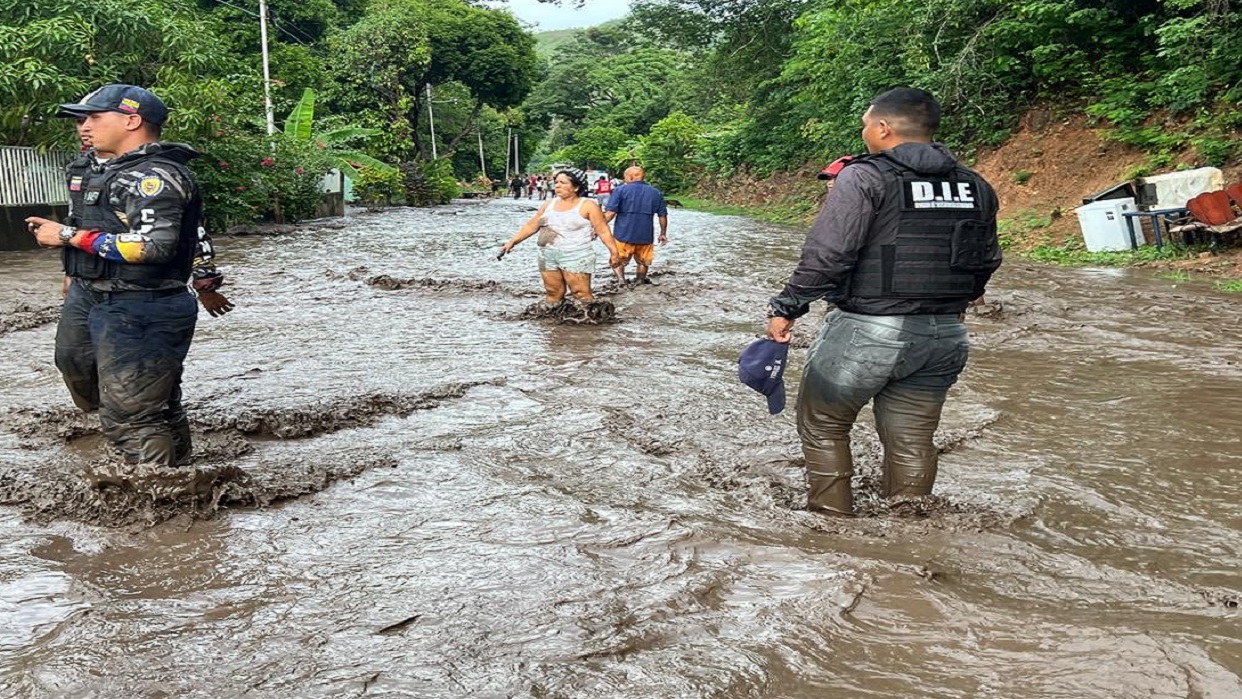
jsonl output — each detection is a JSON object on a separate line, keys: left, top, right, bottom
{"left": 604, "top": 166, "right": 668, "bottom": 284}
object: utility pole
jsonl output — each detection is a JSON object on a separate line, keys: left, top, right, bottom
{"left": 258, "top": 0, "right": 276, "bottom": 136}
{"left": 513, "top": 132, "right": 520, "bottom": 174}
{"left": 477, "top": 129, "right": 486, "bottom": 179}
{"left": 504, "top": 127, "right": 511, "bottom": 180}
{"left": 426, "top": 83, "right": 437, "bottom": 159}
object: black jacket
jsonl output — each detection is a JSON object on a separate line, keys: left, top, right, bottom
{"left": 770, "top": 142, "right": 1001, "bottom": 317}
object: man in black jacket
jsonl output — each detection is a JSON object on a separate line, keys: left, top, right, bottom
{"left": 766, "top": 88, "right": 1002, "bottom": 515}
{"left": 27, "top": 84, "right": 206, "bottom": 469}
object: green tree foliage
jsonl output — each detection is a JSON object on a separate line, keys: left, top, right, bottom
{"left": 630, "top": 0, "right": 809, "bottom": 107}
{"left": 617, "top": 0, "right": 1242, "bottom": 176}
{"left": 0, "top": 0, "right": 242, "bottom": 147}
{"left": 325, "top": 0, "right": 430, "bottom": 161}
{"left": 631, "top": 112, "right": 702, "bottom": 193}
{"left": 325, "top": 0, "right": 536, "bottom": 163}
{"left": 525, "top": 27, "right": 687, "bottom": 137}
{"left": 559, "top": 125, "right": 629, "bottom": 169}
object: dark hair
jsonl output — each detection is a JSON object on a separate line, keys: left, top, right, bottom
{"left": 555, "top": 169, "right": 589, "bottom": 197}
{"left": 869, "top": 88, "right": 941, "bottom": 138}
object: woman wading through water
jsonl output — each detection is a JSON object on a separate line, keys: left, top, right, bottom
{"left": 500, "top": 168, "right": 621, "bottom": 321}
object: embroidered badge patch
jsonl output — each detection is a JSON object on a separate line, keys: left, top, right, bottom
{"left": 69, "top": 176, "right": 83, "bottom": 192}
{"left": 119, "top": 98, "right": 140, "bottom": 113}
{"left": 138, "top": 176, "right": 164, "bottom": 197}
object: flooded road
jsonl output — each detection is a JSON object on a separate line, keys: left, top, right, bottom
{"left": 1, "top": 197, "right": 1240, "bottom": 698}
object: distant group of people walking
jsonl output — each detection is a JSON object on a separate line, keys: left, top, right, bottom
{"left": 500, "top": 172, "right": 624, "bottom": 206}
{"left": 504, "top": 174, "right": 553, "bottom": 200}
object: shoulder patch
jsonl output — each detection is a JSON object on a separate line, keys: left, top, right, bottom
{"left": 138, "top": 176, "right": 165, "bottom": 198}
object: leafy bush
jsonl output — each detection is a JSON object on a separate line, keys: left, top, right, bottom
{"left": 353, "top": 167, "right": 406, "bottom": 207}
{"left": 400, "top": 158, "right": 461, "bottom": 207}
{"left": 193, "top": 130, "right": 334, "bottom": 229}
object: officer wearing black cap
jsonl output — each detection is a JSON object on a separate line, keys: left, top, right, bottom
{"left": 58, "top": 108, "right": 233, "bottom": 313}
{"left": 765, "top": 88, "right": 1002, "bottom": 516}
{"left": 26, "top": 84, "right": 208, "bottom": 470}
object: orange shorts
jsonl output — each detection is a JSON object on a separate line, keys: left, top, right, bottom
{"left": 614, "top": 241, "right": 655, "bottom": 267}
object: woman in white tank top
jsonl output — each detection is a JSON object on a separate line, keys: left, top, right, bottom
{"left": 500, "top": 168, "right": 620, "bottom": 306}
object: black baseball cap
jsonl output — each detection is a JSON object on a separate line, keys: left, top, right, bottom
{"left": 57, "top": 84, "right": 168, "bottom": 126}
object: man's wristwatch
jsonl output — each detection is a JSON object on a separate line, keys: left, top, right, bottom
{"left": 58, "top": 225, "right": 75, "bottom": 245}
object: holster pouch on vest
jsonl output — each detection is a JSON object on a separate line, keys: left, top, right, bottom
{"left": 950, "top": 219, "right": 993, "bottom": 273}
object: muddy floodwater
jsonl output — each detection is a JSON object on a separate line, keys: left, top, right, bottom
{"left": 1, "top": 198, "right": 1240, "bottom": 698}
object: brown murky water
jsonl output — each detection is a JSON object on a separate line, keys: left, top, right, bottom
{"left": 1, "top": 198, "right": 1240, "bottom": 698}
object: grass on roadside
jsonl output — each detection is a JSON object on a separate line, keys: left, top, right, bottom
{"left": 678, "top": 196, "right": 815, "bottom": 226}
{"left": 1157, "top": 270, "right": 1192, "bottom": 282}
{"left": 1026, "top": 238, "right": 1194, "bottom": 266}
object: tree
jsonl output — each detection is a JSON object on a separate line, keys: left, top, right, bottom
{"left": 561, "top": 125, "right": 629, "bottom": 169}
{"left": 524, "top": 29, "right": 686, "bottom": 136}
{"left": 325, "top": 0, "right": 537, "bottom": 165}
{"left": 633, "top": 112, "right": 702, "bottom": 193}
{"left": 325, "top": 0, "right": 431, "bottom": 161}
{"left": 0, "top": 0, "right": 242, "bottom": 147}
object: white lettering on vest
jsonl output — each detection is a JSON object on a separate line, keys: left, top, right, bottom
{"left": 908, "top": 180, "right": 978, "bottom": 210}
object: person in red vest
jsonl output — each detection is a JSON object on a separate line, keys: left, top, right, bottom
{"left": 594, "top": 175, "right": 613, "bottom": 209}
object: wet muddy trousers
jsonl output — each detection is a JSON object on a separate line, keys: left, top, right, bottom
{"left": 800, "top": 385, "right": 948, "bottom": 514}
{"left": 796, "top": 310, "right": 968, "bottom": 515}
{"left": 55, "top": 283, "right": 198, "bottom": 467}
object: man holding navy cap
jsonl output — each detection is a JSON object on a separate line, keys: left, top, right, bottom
{"left": 764, "top": 87, "right": 1002, "bottom": 516}
{"left": 26, "top": 84, "right": 208, "bottom": 472}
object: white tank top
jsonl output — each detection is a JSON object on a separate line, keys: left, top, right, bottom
{"left": 541, "top": 198, "right": 594, "bottom": 252}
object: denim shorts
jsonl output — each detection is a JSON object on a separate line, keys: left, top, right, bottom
{"left": 538, "top": 246, "right": 596, "bottom": 274}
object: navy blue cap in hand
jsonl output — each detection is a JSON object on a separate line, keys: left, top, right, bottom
{"left": 739, "top": 338, "right": 789, "bottom": 415}
{"left": 57, "top": 84, "right": 168, "bottom": 126}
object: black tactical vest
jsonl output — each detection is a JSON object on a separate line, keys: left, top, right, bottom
{"left": 847, "top": 154, "right": 994, "bottom": 301}
{"left": 60, "top": 154, "right": 95, "bottom": 275}
{"left": 62, "top": 152, "right": 200, "bottom": 285}
{"left": 63, "top": 153, "right": 93, "bottom": 228}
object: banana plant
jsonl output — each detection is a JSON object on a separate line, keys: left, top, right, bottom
{"left": 283, "top": 88, "right": 396, "bottom": 174}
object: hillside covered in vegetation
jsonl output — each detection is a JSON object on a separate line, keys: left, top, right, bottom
{"left": 4, "top": 0, "right": 1239, "bottom": 257}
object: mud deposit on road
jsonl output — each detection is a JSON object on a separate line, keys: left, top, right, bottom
{"left": 2, "top": 200, "right": 1240, "bottom": 698}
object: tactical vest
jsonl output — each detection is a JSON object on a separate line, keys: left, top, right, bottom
{"left": 848, "top": 154, "right": 994, "bottom": 300}
{"left": 63, "top": 153, "right": 93, "bottom": 228}
{"left": 62, "top": 154, "right": 200, "bottom": 285}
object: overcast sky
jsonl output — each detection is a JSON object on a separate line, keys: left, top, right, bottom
{"left": 490, "top": 0, "right": 632, "bottom": 32}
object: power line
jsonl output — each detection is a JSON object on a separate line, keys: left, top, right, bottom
{"left": 212, "top": 0, "right": 317, "bottom": 47}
